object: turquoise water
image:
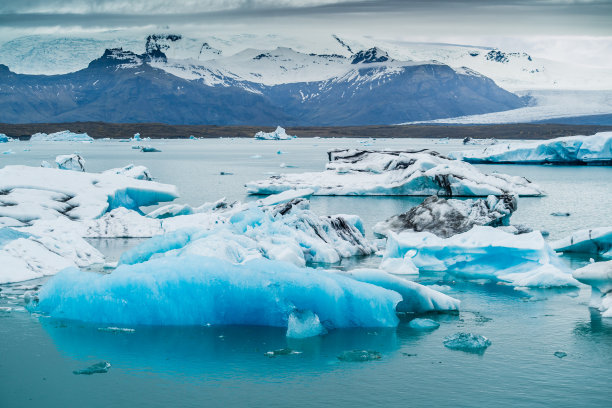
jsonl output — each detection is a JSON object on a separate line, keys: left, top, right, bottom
{"left": 1, "top": 138, "right": 611, "bottom": 407}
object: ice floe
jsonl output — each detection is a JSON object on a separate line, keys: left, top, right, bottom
{"left": 30, "top": 130, "right": 93, "bottom": 142}
{"left": 573, "top": 260, "right": 612, "bottom": 317}
{"left": 443, "top": 333, "right": 491, "bottom": 352}
{"left": 55, "top": 154, "right": 86, "bottom": 171}
{"left": 254, "top": 126, "right": 297, "bottom": 140}
{"left": 551, "top": 227, "right": 612, "bottom": 258}
{"left": 450, "top": 132, "right": 612, "bottom": 165}
{"left": 373, "top": 194, "right": 516, "bottom": 238}
{"left": 383, "top": 226, "right": 578, "bottom": 288}
{"left": 102, "top": 164, "right": 153, "bottom": 181}
{"left": 0, "top": 227, "right": 103, "bottom": 284}
{"left": 246, "top": 149, "right": 544, "bottom": 196}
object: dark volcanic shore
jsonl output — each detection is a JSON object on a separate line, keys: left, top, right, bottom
{"left": 1, "top": 122, "right": 611, "bottom": 140}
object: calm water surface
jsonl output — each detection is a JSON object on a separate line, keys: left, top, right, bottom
{"left": 0, "top": 138, "right": 611, "bottom": 407}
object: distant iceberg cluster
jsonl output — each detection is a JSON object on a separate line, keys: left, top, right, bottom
{"left": 247, "top": 149, "right": 544, "bottom": 196}
{"left": 450, "top": 132, "right": 612, "bottom": 165}
{"left": 30, "top": 130, "right": 94, "bottom": 142}
{"left": 254, "top": 126, "right": 297, "bottom": 140}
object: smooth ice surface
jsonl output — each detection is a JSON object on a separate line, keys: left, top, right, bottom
{"left": 254, "top": 126, "right": 297, "bottom": 140}
{"left": 384, "top": 226, "right": 578, "bottom": 288}
{"left": 35, "top": 256, "right": 402, "bottom": 328}
{"left": 373, "top": 194, "right": 516, "bottom": 238}
{"left": 573, "top": 261, "right": 612, "bottom": 317}
{"left": 450, "top": 132, "right": 612, "bottom": 165}
{"left": 443, "top": 332, "right": 491, "bottom": 352}
{"left": 246, "top": 149, "right": 544, "bottom": 197}
{"left": 552, "top": 227, "right": 612, "bottom": 258}
{"left": 408, "top": 318, "right": 440, "bottom": 330}
{"left": 0, "top": 227, "right": 103, "bottom": 284}
{"left": 55, "top": 154, "right": 86, "bottom": 171}
{"left": 30, "top": 130, "right": 93, "bottom": 142}
{"left": 0, "top": 165, "right": 178, "bottom": 223}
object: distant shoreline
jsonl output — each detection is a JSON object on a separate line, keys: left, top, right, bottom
{"left": 1, "top": 122, "right": 611, "bottom": 140}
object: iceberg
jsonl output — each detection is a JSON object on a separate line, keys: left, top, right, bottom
{"left": 55, "top": 154, "right": 86, "bottom": 171}
{"left": 102, "top": 164, "right": 153, "bottom": 181}
{"left": 254, "top": 126, "right": 297, "bottom": 140}
{"left": 551, "top": 227, "right": 612, "bottom": 258}
{"left": 30, "top": 130, "right": 93, "bottom": 142}
{"left": 0, "top": 165, "right": 178, "bottom": 224}
{"left": 0, "top": 133, "right": 12, "bottom": 143}
{"left": 450, "top": 132, "right": 612, "bottom": 165}
{"left": 408, "top": 318, "right": 440, "bottom": 330}
{"left": 373, "top": 194, "right": 516, "bottom": 238}
{"left": 0, "top": 227, "right": 103, "bottom": 284}
{"left": 573, "top": 261, "right": 612, "bottom": 317}
{"left": 34, "top": 256, "right": 402, "bottom": 328}
{"left": 141, "top": 146, "right": 162, "bottom": 153}
{"left": 383, "top": 226, "right": 578, "bottom": 288}
{"left": 246, "top": 149, "right": 544, "bottom": 196}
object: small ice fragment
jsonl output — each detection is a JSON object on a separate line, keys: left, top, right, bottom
{"left": 141, "top": 146, "right": 161, "bottom": 153}
{"left": 73, "top": 361, "right": 111, "bottom": 375}
{"left": 40, "top": 161, "right": 52, "bottom": 168}
{"left": 554, "top": 351, "right": 567, "bottom": 358}
{"left": 264, "top": 348, "right": 302, "bottom": 358}
{"left": 337, "top": 350, "right": 382, "bottom": 362}
{"left": 408, "top": 318, "right": 440, "bottom": 330}
{"left": 443, "top": 333, "right": 491, "bottom": 353}
{"left": 97, "top": 327, "right": 135, "bottom": 333}
{"left": 286, "top": 310, "right": 327, "bottom": 338}
{"left": 551, "top": 212, "right": 570, "bottom": 217}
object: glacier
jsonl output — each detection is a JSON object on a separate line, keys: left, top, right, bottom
{"left": 34, "top": 256, "right": 403, "bottom": 328}
{"left": 373, "top": 194, "right": 516, "bottom": 238}
{"left": 551, "top": 227, "right": 612, "bottom": 258}
{"left": 30, "top": 130, "right": 94, "bottom": 142}
{"left": 383, "top": 226, "right": 578, "bottom": 288}
{"left": 55, "top": 154, "right": 86, "bottom": 172}
{"left": 254, "top": 126, "right": 297, "bottom": 140}
{"left": 246, "top": 149, "right": 544, "bottom": 197}
{"left": 573, "top": 261, "right": 612, "bottom": 317}
{"left": 450, "top": 132, "right": 612, "bottom": 165}
{"left": 0, "top": 227, "right": 103, "bottom": 284}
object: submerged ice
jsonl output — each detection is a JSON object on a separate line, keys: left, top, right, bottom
{"left": 246, "top": 149, "right": 544, "bottom": 196}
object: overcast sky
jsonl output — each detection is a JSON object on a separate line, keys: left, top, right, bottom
{"left": 1, "top": 0, "right": 611, "bottom": 66}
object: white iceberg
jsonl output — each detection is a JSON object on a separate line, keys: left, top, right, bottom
{"left": 373, "top": 194, "right": 516, "bottom": 238}
{"left": 450, "top": 132, "right": 612, "bottom": 165}
{"left": 34, "top": 256, "right": 402, "bottom": 328}
{"left": 573, "top": 260, "right": 612, "bottom": 317}
{"left": 551, "top": 227, "right": 612, "bottom": 258}
{"left": 246, "top": 149, "right": 544, "bottom": 197}
{"left": 383, "top": 226, "right": 578, "bottom": 288}
{"left": 0, "top": 165, "right": 178, "bottom": 224}
{"left": 55, "top": 154, "right": 86, "bottom": 171}
{"left": 0, "top": 133, "right": 13, "bottom": 143}
{"left": 254, "top": 126, "right": 297, "bottom": 140}
{"left": 102, "top": 164, "right": 153, "bottom": 181}
{"left": 0, "top": 227, "right": 103, "bottom": 284}
{"left": 30, "top": 130, "right": 93, "bottom": 142}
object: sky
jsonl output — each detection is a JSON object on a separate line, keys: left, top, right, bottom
{"left": 1, "top": 0, "right": 611, "bottom": 67}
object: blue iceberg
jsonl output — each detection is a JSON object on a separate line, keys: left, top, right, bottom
{"left": 552, "top": 227, "right": 612, "bottom": 258}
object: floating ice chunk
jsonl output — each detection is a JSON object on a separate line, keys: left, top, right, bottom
{"left": 551, "top": 212, "right": 570, "bottom": 217}
{"left": 55, "top": 154, "right": 86, "bottom": 171}
{"left": 373, "top": 194, "right": 516, "bottom": 238}
{"left": 379, "top": 254, "right": 419, "bottom": 275}
{"left": 339, "top": 269, "right": 460, "bottom": 313}
{"left": 0, "top": 165, "right": 178, "bottom": 223}
{"left": 573, "top": 260, "right": 612, "bottom": 317}
{"left": 102, "top": 164, "right": 153, "bottom": 181}
{"left": 254, "top": 126, "right": 297, "bottom": 140}
{"left": 141, "top": 146, "right": 161, "bottom": 153}
{"left": 554, "top": 351, "right": 567, "bottom": 358}
{"left": 97, "top": 327, "right": 135, "bottom": 333}
{"left": 246, "top": 149, "right": 544, "bottom": 197}
{"left": 35, "top": 256, "right": 402, "bottom": 328}
{"left": 450, "top": 132, "right": 612, "bottom": 165}
{"left": 0, "top": 227, "right": 104, "bottom": 284}
{"left": 255, "top": 189, "right": 314, "bottom": 207}
{"left": 0, "top": 133, "right": 11, "bottom": 143}
{"left": 462, "top": 137, "right": 498, "bottom": 146}
{"left": 552, "top": 227, "right": 612, "bottom": 258}
{"left": 31, "top": 130, "right": 93, "bottom": 142}
{"left": 286, "top": 310, "right": 328, "bottom": 338}
{"left": 132, "top": 133, "right": 141, "bottom": 141}
{"left": 384, "top": 226, "right": 578, "bottom": 288}
{"left": 337, "top": 350, "right": 381, "bottom": 362}
{"left": 73, "top": 362, "right": 111, "bottom": 375}
{"left": 40, "top": 160, "right": 52, "bottom": 168}
{"left": 443, "top": 333, "right": 491, "bottom": 352}
{"left": 408, "top": 318, "right": 440, "bottom": 330}
{"left": 265, "top": 349, "right": 302, "bottom": 357}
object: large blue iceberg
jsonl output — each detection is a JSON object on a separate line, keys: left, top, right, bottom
{"left": 450, "top": 132, "right": 612, "bottom": 165}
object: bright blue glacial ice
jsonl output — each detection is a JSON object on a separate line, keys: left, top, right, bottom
{"left": 35, "top": 256, "right": 402, "bottom": 328}
{"left": 0, "top": 133, "right": 11, "bottom": 143}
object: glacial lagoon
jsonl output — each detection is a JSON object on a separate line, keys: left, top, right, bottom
{"left": 1, "top": 137, "right": 611, "bottom": 407}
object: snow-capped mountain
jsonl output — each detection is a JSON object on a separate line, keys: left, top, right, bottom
{"left": 0, "top": 43, "right": 524, "bottom": 125}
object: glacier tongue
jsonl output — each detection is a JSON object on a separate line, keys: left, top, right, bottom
{"left": 246, "top": 149, "right": 544, "bottom": 197}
